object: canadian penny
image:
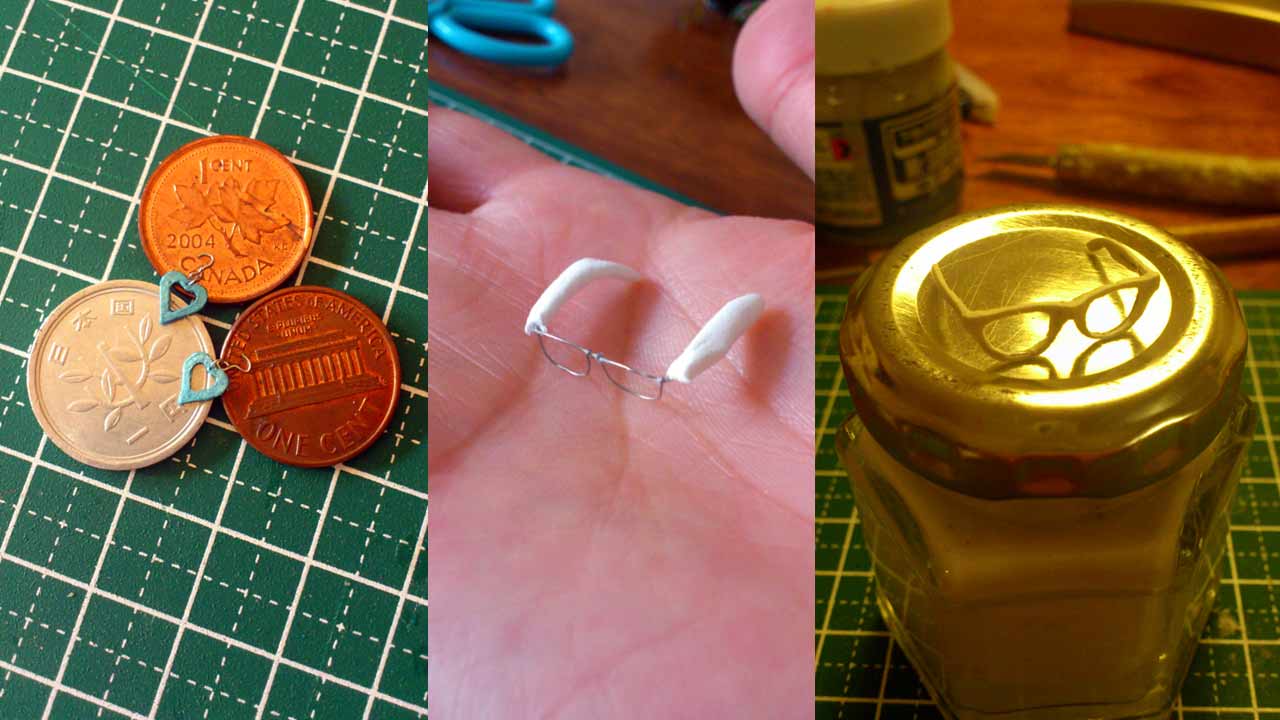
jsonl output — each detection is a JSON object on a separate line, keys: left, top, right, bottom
{"left": 27, "top": 280, "right": 215, "bottom": 470}
{"left": 139, "top": 135, "right": 314, "bottom": 303}
{"left": 221, "top": 286, "right": 401, "bottom": 467}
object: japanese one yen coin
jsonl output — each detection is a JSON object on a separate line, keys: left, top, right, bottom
{"left": 27, "top": 280, "right": 216, "bottom": 470}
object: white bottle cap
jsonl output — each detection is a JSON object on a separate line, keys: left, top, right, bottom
{"left": 816, "top": 0, "right": 953, "bottom": 75}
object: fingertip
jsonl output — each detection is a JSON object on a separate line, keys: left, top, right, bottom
{"left": 732, "top": 0, "right": 816, "bottom": 180}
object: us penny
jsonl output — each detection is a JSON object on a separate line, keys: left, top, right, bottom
{"left": 221, "top": 286, "right": 400, "bottom": 467}
{"left": 139, "top": 135, "right": 314, "bottom": 304}
{"left": 27, "top": 280, "right": 215, "bottom": 470}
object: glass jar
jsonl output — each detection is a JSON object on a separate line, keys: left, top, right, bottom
{"left": 816, "top": 0, "right": 964, "bottom": 246}
{"left": 836, "top": 204, "right": 1253, "bottom": 719}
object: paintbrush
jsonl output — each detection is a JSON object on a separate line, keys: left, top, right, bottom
{"left": 986, "top": 143, "right": 1280, "bottom": 209}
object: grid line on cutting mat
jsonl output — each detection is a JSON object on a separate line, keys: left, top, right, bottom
{"left": 815, "top": 286, "right": 1280, "bottom": 720}
{"left": 0, "top": 1, "right": 426, "bottom": 719}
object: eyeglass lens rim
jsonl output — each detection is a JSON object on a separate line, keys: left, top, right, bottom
{"left": 536, "top": 331, "right": 592, "bottom": 377}
{"left": 597, "top": 355, "right": 666, "bottom": 400}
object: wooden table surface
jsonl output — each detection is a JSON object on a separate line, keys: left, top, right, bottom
{"left": 429, "top": 0, "right": 814, "bottom": 223}
{"left": 946, "top": 0, "right": 1280, "bottom": 289}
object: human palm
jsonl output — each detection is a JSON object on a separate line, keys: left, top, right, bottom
{"left": 430, "top": 1, "right": 814, "bottom": 714}
{"left": 427, "top": 101, "right": 814, "bottom": 717}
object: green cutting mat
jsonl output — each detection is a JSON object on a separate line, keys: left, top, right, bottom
{"left": 816, "top": 285, "right": 1280, "bottom": 719}
{"left": 0, "top": 2, "right": 426, "bottom": 719}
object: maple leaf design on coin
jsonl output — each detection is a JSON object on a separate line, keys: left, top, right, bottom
{"left": 170, "top": 176, "right": 301, "bottom": 259}
{"left": 59, "top": 314, "right": 177, "bottom": 433}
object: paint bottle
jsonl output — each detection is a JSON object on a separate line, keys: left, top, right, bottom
{"left": 816, "top": 0, "right": 963, "bottom": 246}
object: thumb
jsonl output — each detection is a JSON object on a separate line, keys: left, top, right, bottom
{"left": 732, "top": 0, "right": 815, "bottom": 181}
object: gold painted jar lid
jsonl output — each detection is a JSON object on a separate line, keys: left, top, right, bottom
{"left": 840, "top": 204, "right": 1248, "bottom": 499}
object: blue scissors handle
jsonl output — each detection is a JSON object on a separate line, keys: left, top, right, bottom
{"left": 429, "top": 0, "right": 574, "bottom": 68}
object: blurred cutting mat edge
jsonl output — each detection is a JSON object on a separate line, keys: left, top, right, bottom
{"left": 428, "top": 82, "right": 710, "bottom": 211}
{"left": 815, "top": 285, "right": 1280, "bottom": 719}
{"left": 0, "top": 2, "right": 426, "bottom": 720}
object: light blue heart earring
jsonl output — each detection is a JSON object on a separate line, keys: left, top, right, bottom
{"left": 160, "top": 253, "right": 250, "bottom": 406}
{"left": 178, "top": 350, "right": 250, "bottom": 406}
{"left": 158, "top": 254, "right": 212, "bottom": 325}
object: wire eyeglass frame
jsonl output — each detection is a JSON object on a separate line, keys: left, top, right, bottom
{"left": 533, "top": 329, "right": 668, "bottom": 401}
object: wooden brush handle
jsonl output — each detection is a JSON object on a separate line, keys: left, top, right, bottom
{"left": 1169, "top": 215, "right": 1280, "bottom": 261}
{"left": 1055, "top": 143, "right": 1280, "bottom": 209}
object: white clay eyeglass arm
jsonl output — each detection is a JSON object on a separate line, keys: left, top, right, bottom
{"left": 664, "top": 294, "right": 764, "bottom": 383}
{"left": 523, "top": 258, "right": 642, "bottom": 335}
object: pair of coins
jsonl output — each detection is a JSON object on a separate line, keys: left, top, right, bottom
{"left": 28, "top": 136, "right": 400, "bottom": 470}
